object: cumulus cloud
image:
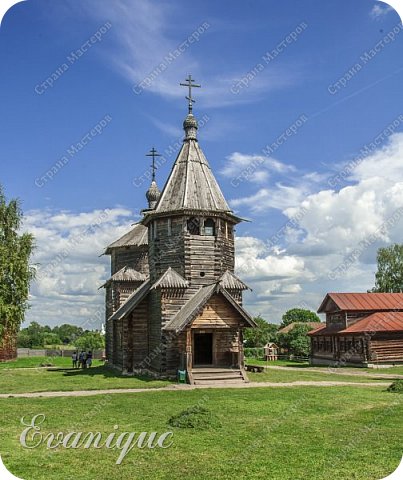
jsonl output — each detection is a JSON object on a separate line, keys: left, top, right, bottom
{"left": 23, "top": 208, "right": 136, "bottom": 328}
{"left": 231, "top": 133, "right": 403, "bottom": 322}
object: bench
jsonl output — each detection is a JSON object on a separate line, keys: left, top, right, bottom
{"left": 245, "top": 364, "right": 264, "bottom": 373}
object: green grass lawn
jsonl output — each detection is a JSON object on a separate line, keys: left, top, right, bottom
{"left": 246, "top": 358, "right": 310, "bottom": 367}
{"left": 0, "top": 387, "right": 401, "bottom": 480}
{"left": 0, "top": 366, "right": 172, "bottom": 394}
{"left": 0, "top": 364, "right": 396, "bottom": 395}
{"left": 246, "top": 358, "right": 403, "bottom": 375}
{"left": 247, "top": 369, "right": 393, "bottom": 384}
{"left": 0, "top": 366, "right": 398, "bottom": 394}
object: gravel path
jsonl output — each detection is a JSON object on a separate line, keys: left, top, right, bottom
{"left": 0, "top": 380, "right": 392, "bottom": 398}
{"left": 262, "top": 365, "right": 403, "bottom": 379}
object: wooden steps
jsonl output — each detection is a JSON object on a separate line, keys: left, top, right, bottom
{"left": 191, "top": 367, "right": 246, "bottom": 385}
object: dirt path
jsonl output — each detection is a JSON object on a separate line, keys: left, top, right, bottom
{"left": 262, "top": 365, "right": 403, "bottom": 379}
{"left": 0, "top": 380, "right": 392, "bottom": 398}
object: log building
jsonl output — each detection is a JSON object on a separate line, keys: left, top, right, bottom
{"left": 309, "top": 293, "right": 403, "bottom": 366}
{"left": 103, "top": 77, "right": 256, "bottom": 384}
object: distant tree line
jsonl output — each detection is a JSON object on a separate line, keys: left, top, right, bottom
{"left": 17, "top": 321, "right": 104, "bottom": 351}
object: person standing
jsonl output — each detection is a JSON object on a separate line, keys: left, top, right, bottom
{"left": 72, "top": 351, "right": 78, "bottom": 369}
{"left": 78, "top": 351, "right": 84, "bottom": 369}
{"left": 82, "top": 351, "right": 87, "bottom": 369}
{"left": 86, "top": 350, "right": 93, "bottom": 368}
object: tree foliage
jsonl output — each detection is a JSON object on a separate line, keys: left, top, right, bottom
{"left": 53, "top": 324, "right": 84, "bottom": 345}
{"left": 278, "top": 323, "right": 314, "bottom": 357}
{"left": 74, "top": 331, "right": 105, "bottom": 351}
{"left": 0, "top": 187, "right": 35, "bottom": 345}
{"left": 17, "top": 322, "right": 102, "bottom": 349}
{"left": 280, "top": 308, "right": 321, "bottom": 328}
{"left": 372, "top": 244, "right": 403, "bottom": 293}
{"left": 244, "top": 316, "right": 279, "bottom": 348}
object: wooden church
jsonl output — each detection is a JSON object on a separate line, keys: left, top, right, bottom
{"left": 103, "top": 76, "right": 256, "bottom": 384}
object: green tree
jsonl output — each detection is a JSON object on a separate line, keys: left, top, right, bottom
{"left": 17, "top": 330, "right": 34, "bottom": 348}
{"left": 280, "top": 308, "right": 321, "bottom": 328}
{"left": 53, "top": 324, "right": 84, "bottom": 345}
{"left": 43, "top": 332, "right": 62, "bottom": 347}
{"left": 278, "top": 324, "right": 314, "bottom": 357}
{"left": 372, "top": 244, "right": 403, "bottom": 293}
{"left": 244, "top": 316, "right": 279, "bottom": 348}
{"left": 17, "top": 321, "right": 47, "bottom": 348}
{"left": 0, "top": 188, "right": 35, "bottom": 359}
{"left": 74, "top": 331, "right": 104, "bottom": 351}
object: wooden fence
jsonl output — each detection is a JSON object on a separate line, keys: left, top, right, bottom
{"left": 17, "top": 348, "right": 105, "bottom": 360}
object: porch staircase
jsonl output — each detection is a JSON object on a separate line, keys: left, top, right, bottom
{"left": 191, "top": 367, "right": 248, "bottom": 385}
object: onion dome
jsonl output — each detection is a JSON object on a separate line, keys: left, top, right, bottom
{"left": 146, "top": 180, "right": 161, "bottom": 209}
{"left": 183, "top": 113, "right": 198, "bottom": 140}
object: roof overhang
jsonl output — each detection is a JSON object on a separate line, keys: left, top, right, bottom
{"left": 141, "top": 209, "right": 245, "bottom": 226}
{"left": 163, "top": 283, "right": 256, "bottom": 334}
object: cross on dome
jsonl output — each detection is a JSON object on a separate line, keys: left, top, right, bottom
{"left": 180, "top": 74, "right": 201, "bottom": 114}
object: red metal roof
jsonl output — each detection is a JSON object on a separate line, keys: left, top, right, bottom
{"left": 318, "top": 293, "right": 403, "bottom": 313}
{"left": 339, "top": 311, "right": 403, "bottom": 334}
{"left": 308, "top": 325, "right": 338, "bottom": 336}
{"left": 278, "top": 322, "right": 324, "bottom": 334}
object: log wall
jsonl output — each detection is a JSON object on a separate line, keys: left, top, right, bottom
{"left": 111, "top": 246, "right": 149, "bottom": 276}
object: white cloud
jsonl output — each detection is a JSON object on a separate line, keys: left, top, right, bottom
{"left": 221, "top": 152, "right": 295, "bottom": 184}
{"left": 231, "top": 133, "right": 403, "bottom": 322}
{"left": 231, "top": 183, "right": 309, "bottom": 212}
{"left": 370, "top": 3, "right": 393, "bottom": 19}
{"left": 23, "top": 208, "right": 135, "bottom": 328}
{"left": 68, "top": 0, "right": 301, "bottom": 108}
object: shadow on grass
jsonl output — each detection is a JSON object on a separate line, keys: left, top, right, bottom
{"left": 46, "top": 365, "right": 163, "bottom": 383}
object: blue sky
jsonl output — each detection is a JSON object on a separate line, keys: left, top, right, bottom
{"left": 1, "top": 0, "right": 403, "bottom": 327}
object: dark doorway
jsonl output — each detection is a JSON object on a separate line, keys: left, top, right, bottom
{"left": 194, "top": 333, "right": 213, "bottom": 365}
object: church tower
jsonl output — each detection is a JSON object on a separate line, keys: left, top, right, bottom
{"left": 104, "top": 76, "right": 256, "bottom": 383}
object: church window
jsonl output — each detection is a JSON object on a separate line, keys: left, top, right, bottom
{"left": 167, "top": 218, "right": 172, "bottom": 236}
{"left": 204, "top": 218, "right": 215, "bottom": 236}
{"left": 187, "top": 217, "right": 200, "bottom": 235}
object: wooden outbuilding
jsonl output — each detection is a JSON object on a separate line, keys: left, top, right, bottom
{"left": 264, "top": 342, "right": 278, "bottom": 361}
{"left": 103, "top": 79, "right": 256, "bottom": 384}
{"left": 309, "top": 293, "right": 403, "bottom": 366}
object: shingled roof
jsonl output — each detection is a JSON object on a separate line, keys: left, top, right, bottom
{"left": 219, "top": 271, "right": 250, "bottom": 291}
{"left": 100, "top": 267, "right": 148, "bottom": 288}
{"left": 152, "top": 116, "right": 231, "bottom": 214}
{"left": 151, "top": 267, "right": 189, "bottom": 289}
{"left": 104, "top": 223, "right": 148, "bottom": 254}
{"left": 163, "top": 283, "right": 256, "bottom": 333}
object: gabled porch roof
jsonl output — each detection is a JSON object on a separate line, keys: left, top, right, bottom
{"left": 163, "top": 283, "right": 256, "bottom": 333}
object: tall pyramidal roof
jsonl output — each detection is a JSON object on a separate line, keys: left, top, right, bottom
{"left": 148, "top": 76, "right": 232, "bottom": 216}
{"left": 154, "top": 118, "right": 231, "bottom": 213}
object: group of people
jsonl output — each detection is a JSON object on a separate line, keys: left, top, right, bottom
{"left": 72, "top": 351, "right": 93, "bottom": 369}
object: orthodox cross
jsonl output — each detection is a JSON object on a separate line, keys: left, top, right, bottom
{"left": 180, "top": 74, "right": 201, "bottom": 114}
{"left": 146, "top": 147, "right": 161, "bottom": 182}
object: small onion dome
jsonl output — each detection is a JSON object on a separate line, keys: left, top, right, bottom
{"left": 183, "top": 114, "right": 198, "bottom": 140}
{"left": 146, "top": 181, "right": 161, "bottom": 209}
